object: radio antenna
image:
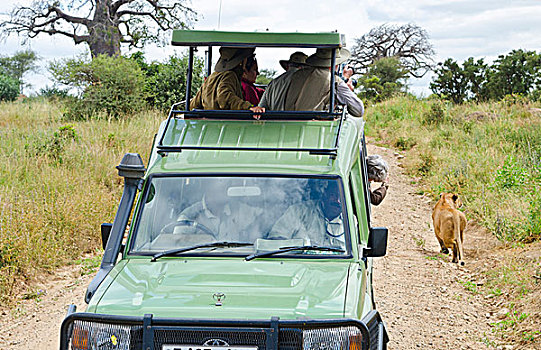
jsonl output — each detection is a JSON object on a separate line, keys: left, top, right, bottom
{"left": 218, "top": 0, "right": 223, "bottom": 29}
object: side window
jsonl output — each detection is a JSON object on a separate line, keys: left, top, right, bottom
{"left": 348, "top": 176, "right": 359, "bottom": 236}
{"left": 350, "top": 156, "right": 371, "bottom": 244}
{"left": 359, "top": 134, "right": 372, "bottom": 223}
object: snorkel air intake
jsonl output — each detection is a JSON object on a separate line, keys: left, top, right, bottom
{"left": 85, "top": 153, "right": 146, "bottom": 303}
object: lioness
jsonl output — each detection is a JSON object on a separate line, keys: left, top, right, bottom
{"left": 432, "top": 193, "right": 467, "bottom": 265}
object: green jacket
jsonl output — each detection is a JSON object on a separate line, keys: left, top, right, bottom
{"left": 190, "top": 70, "right": 253, "bottom": 110}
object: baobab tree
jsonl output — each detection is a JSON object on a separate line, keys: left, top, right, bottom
{"left": 0, "top": 0, "right": 196, "bottom": 57}
{"left": 350, "top": 23, "right": 435, "bottom": 78}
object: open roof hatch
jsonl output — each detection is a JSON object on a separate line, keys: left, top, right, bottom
{"left": 157, "top": 30, "right": 349, "bottom": 159}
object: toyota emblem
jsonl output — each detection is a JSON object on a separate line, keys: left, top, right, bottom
{"left": 213, "top": 292, "right": 226, "bottom": 306}
{"left": 203, "top": 339, "right": 230, "bottom": 346}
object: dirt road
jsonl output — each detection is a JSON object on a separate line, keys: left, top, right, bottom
{"left": 0, "top": 143, "right": 504, "bottom": 349}
{"left": 368, "top": 143, "right": 502, "bottom": 349}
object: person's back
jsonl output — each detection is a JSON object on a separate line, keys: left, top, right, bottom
{"left": 283, "top": 48, "right": 364, "bottom": 117}
{"left": 284, "top": 66, "right": 331, "bottom": 111}
{"left": 259, "top": 51, "right": 307, "bottom": 111}
{"left": 191, "top": 70, "right": 252, "bottom": 110}
{"left": 259, "top": 69, "right": 297, "bottom": 110}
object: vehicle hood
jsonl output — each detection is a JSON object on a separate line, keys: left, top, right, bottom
{"left": 91, "top": 258, "right": 351, "bottom": 319}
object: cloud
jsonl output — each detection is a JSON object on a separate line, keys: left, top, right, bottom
{"left": 1, "top": 0, "right": 541, "bottom": 95}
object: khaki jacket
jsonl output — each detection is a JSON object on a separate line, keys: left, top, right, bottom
{"left": 285, "top": 67, "right": 331, "bottom": 111}
{"left": 190, "top": 71, "right": 252, "bottom": 110}
{"left": 284, "top": 66, "right": 364, "bottom": 117}
{"left": 258, "top": 68, "right": 299, "bottom": 110}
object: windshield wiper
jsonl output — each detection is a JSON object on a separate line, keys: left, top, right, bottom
{"left": 151, "top": 241, "right": 253, "bottom": 262}
{"left": 245, "top": 245, "right": 345, "bottom": 261}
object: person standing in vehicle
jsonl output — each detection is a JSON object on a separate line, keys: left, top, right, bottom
{"left": 190, "top": 47, "right": 265, "bottom": 116}
{"left": 284, "top": 48, "right": 364, "bottom": 117}
{"left": 241, "top": 55, "right": 264, "bottom": 105}
{"left": 259, "top": 51, "right": 308, "bottom": 110}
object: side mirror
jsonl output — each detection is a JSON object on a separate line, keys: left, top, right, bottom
{"left": 101, "top": 223, "right": 113, "bottom": 250}
{"left": 364, "top": 227, "right": 388, "bottom": 257}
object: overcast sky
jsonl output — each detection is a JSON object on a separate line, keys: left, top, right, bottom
{"left": 1, "top": 0, "right": 541, "bottom": 96}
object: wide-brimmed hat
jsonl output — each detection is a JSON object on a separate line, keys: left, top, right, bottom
{"left": 279, "top": 51, "right": 308, "bottom": 70}
{"left": 215, "top": 47, "right": 255, "bottom": 72}
{"left": 305, "top": 48, "right": 351, "bottom": 68}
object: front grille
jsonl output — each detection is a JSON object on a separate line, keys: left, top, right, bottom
{"left": 61, "top": 313, "right": 384, "bottom": 350}
{"left": 154, "top": 328, "right": 268, "bottom": 349}
{"left": 279, "top": 328, "right": 303, "bottom": 350}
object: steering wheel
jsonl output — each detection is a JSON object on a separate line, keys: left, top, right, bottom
{"left": 160, "top": 219, "right": 218, "bottom": 238}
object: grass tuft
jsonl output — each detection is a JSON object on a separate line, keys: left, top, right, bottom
{"left": 0, "top": 99, "right": 162, "bottom": 303}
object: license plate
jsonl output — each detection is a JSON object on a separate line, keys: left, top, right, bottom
{"left": 163, "top": 345, "right": 257, "bottom": 350}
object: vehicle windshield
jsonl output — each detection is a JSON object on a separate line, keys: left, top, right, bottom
{"left": 130, "top": 176, "right": 349, "bottom": 257}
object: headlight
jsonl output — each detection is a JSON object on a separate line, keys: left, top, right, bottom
{"left": 303, "top": 326, "right": 363, "bottom": 350}
{"left": 70, "top": 320, "right": 135, "bottom": 350}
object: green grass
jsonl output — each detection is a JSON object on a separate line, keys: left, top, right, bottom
{"left": 491, "top": 309, "right": 530, "bottom": 337}
{"left": 75, "top": 254, "right": 102, "bottom": 276}
{"left": 459, "top": 280, "right": 479, "bottom": 294}
{"left": 366, "top": 95, "right": 541, "bottom": 244}
{"left": 0, "top": 99, "right": 162, "bottom": 303}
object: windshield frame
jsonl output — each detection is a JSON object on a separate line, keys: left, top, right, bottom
{"left": 126, "top": 172, "right": 353, "bottom": 260}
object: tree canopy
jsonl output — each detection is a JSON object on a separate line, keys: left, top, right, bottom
{"left": 0, "top": 50, "right": 40, "bottom": 94}
{"left": 357, "top": 57, "right": 409, "bottom": 101}
{"left": 350, "top": 23, "right": 435, "bottom": 78}
{"left": 430, "top": 58, "right": 487, "bottom": 104}
{"left": 484, "top": 49, "right": 541, "bottom": 100}
{"left": 0, "top": 74, "right": 20, "bottom": 101}
{"left": 430, "top": 50, "right": 541, "bottom": 103}
{"left": 0, "top": 0, "right": 196, "bottom": 57}
{"left": 255, "top": 69, "right": 277, "bottom": 85}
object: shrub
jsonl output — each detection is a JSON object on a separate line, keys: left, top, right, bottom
{"left": 0, "top": 74, "right": 19, "bottom": 102}
{"left": 39, "top": 85, "right": 69, "bottom": 100}
{"left": 26, "top": 124, "right": 79, "bottom": 164}
{"left": 526, "top": 193, "right": 541, "bottom": 242}
{"left": 358, "top": 57, "right": 408, "bottom": 102}
{"left": 423, "top": 102, "right": 446, "bottom": 125}
{"left": 146, "top": 54, "right": 204, "bottom": 111}
{"left": 494, "top": 156, "right": 529, "bottom": 190}
{"left": 130, "top": 52, "right": 204, "bottom": 111}
{"left": 393, "top": 136, "right": 416, "bottom": 150}
{"left": 50, "top": 55, "right": 147, "bottom": 119}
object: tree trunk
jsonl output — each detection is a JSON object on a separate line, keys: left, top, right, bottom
{"left": 87, "top": 0, "right": 121, "bottom": 57}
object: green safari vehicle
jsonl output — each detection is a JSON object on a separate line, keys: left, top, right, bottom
{"left": 60, "top": 30, "right": 389, "bottom": 350}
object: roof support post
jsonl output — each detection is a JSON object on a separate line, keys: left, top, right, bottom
{"left": 186, "top": 46, "right": 195, "bottom": 110}
{"left": 206, "top": 46, "right": 213, "bottom": 77}
{"left": 329, "top": 49, "right": 336, "bottom": 113}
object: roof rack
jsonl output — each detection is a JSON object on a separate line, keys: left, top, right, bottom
{"left": 182, "top": 110, "right": 340, "bottom": 121}
{"left": 171, "top": 29, "right": 344, "bottom": 115}
{"left": 156, "top": 108, "right": 347, "bottom": 160}
{"left": 171, "top": 30, "right": 344, "bottom": 48}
